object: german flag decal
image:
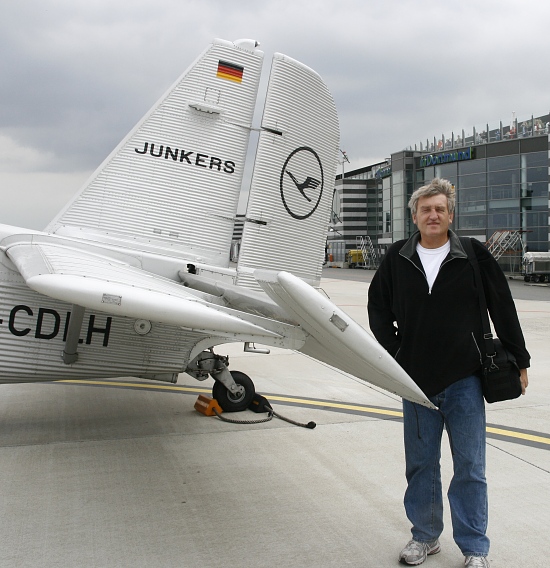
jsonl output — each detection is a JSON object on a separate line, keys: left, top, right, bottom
{"left": 217, "top": 60, "right": 244, "bottom": 83}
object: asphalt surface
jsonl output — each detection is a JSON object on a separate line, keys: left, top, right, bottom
{"left": 323, "top": 266, "right": 550, "bottom": 301}
{"left": 0, "top": 269, "right": 548, "bottom": 567}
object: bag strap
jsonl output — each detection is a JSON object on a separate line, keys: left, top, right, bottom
{"left": 460, "top": 237, "right": 496, "bottom": 359}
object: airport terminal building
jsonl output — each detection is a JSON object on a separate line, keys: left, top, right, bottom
{"left": 328, "top": 112, "right": 550, "bottom": 273}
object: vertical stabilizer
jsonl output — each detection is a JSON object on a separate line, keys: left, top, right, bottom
{"left": 47, "top": 39, "right": 263, "bottom": 267}
{"left": 236, "top": 54, "right": 339, "bottom": 289}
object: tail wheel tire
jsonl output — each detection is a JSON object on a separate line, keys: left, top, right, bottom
{"left": 212, "top": 371, "right": 255, "bottom": 412}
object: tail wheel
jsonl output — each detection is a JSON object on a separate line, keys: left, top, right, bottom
{"left": 212, "top": 371, "right": 255, "bottom": 412}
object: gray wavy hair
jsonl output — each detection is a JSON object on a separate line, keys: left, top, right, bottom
{"left": 408, "top": 178, "right": 456, "bottom": 216}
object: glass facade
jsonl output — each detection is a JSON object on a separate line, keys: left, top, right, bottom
{"left": 411, "top": 139, "right": 548, "bottom": 255}
{"left": 333, "top": 131, "right": 549, "bottom": 272}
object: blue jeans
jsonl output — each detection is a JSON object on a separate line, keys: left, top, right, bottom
{"left": 403, "top": 375, "right": 489, "bottom": 557}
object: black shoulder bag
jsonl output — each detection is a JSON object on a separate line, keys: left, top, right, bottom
{"left": 462, "top": 238, "right": 522, "bottom": 403}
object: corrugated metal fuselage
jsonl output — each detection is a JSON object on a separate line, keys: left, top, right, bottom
{"left": 0, "top": 258, "right": 208, "bottom": 384}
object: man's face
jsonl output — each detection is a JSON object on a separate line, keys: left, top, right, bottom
{"left": 412, "top": 194, "right": 454, "bottom": 243}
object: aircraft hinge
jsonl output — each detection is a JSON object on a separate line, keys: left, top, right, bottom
{"left": 261, "top": 126, "right": 283, "bottom": 136}
{"left": 62, "top": 305, "right": 86, "bottom": 364}
{"left": 244, "top": 342, "right": 270, "bottom": 355}
{"left": 245, "top": 217, "right": 270, "bottom": 226}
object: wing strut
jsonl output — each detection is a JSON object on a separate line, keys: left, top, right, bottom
{"left": 62, "top": 305, "right": 86, "bottom": 364}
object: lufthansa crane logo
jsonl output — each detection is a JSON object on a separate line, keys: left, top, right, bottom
{"left": 280, "top": 147, "right": 324, "bottom": 220}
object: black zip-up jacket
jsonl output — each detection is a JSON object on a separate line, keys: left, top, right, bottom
{"left": 367, "top": 230, "right": 530, "bottom": 397}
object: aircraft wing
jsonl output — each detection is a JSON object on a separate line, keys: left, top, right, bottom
{"left": 4, "top": 237, "right": 299, "bottom": 342}
{"left": 255, "top": 269, "right": 435, "bottom": 408}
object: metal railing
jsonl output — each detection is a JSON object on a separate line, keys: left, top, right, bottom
{"left": 486, "top": 230, "right": 526, "bottom": 261}
{"left": 409, "top": 113, "right": 550, "bottom": 153}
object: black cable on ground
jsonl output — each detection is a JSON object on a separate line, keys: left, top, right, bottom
{"left": 213, "top": 407, "right": 274, "bottom": 425}
{"left": 267, "top": 405, "right": 316, "bottom": 429}
{"left": 213, "top": 394, "right": 316, "bottom": 429}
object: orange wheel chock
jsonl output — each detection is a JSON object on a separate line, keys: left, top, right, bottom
{"left": 194, "top": 394, "right": 224, "bottom": 416}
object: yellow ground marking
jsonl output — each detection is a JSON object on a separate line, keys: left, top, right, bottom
{"left": 56, "top": 379, "right": 550, "bottom": 446}
{"left": 57, "top": 379, "right": 206, "bottom": 394}
{"left": 486, "top": 426, "right": 550, "bottom": 446}
{"left": 265, "top": 394, "right": 403, "bottom": 417}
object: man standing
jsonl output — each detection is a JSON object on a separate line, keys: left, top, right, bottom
{"left": 367, "top": 178, "right": 529, "bottom": 567}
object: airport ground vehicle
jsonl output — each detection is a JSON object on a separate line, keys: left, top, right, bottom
{"left": 523, "top": 252, "right": 550, "bottom": 283}
{"left": 347, "top": 249, "right": 364, "bottom": 269}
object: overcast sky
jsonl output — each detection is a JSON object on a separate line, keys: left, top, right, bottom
{"left": 2, "top": 0, "right": 549, "bottom": 230}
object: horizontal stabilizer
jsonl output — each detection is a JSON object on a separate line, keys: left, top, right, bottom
{"left": 256, "top": 270, "right": 435, "bottom": 408}
{"left": 179, "top": 271, "right": 295, "bottom": 323}
{"left": 5, "top": 238, "right": 282, "bottom": 340}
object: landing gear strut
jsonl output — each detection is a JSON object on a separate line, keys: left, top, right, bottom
{"left": 185, "top": 350, "right": 256, "bottom": 412}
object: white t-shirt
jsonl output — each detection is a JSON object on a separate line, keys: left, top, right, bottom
{"left": 416, "top": 241, "right": 450, "bottom": 293}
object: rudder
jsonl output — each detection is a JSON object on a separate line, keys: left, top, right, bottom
{"left": 236, "top": 53, "right": 339, "bottom": 289}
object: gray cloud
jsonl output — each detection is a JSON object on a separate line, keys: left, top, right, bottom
{"left": 2, "top": 0, "right": 550, "bottom": 229}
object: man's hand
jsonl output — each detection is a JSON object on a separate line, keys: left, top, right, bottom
{"left": 520, "top": 368, "right": 529, "bottom": 395}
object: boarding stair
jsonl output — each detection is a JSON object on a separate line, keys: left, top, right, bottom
{"left": 486, "top": 230, "right": 526, "bottom": 261}
{"left": 356, "top": 236, "right": 378, "bottom": 269}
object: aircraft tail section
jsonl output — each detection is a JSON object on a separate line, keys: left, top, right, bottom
{"left": 236, "top": 54, "right": 339, "bottom": 290}
{"left": 46, "top": 39, "right": 264, "bottom": 268}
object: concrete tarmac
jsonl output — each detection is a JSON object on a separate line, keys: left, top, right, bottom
{"left": 0, "top": 269, "right": 548, "bottom": 567}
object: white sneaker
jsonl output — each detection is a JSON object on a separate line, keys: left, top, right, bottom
{"left": 464, "top": 556, "right": 490, "bottom": 567}
{"left": 399, "top": 539, "right": 441, "bottom": 565}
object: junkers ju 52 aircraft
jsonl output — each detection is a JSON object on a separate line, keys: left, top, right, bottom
{"left": 0, "top": 38, "right": 432, "bottom": 411}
